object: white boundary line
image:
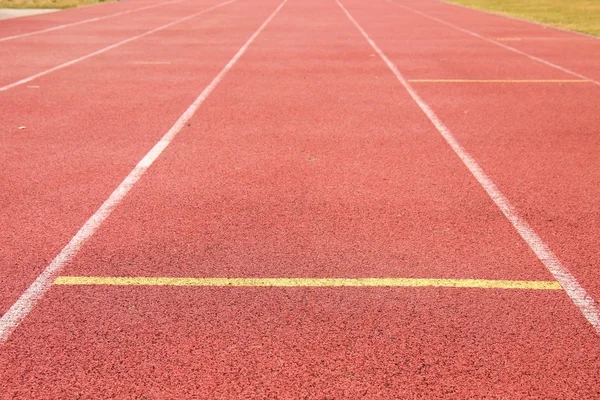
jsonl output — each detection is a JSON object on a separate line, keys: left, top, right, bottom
{"left": 440, "top": 0, "right": 598, "bottom": 41}
{"left": 0, "top": 0, "right": 288, "bottom": 344}
{"left": 336, "top": 0, "right": 600, "bottom": 334}
{"left": 386, "top": 0, "right": 600, "bottom": 87}
{"left": 0, "top": 0, "right": 237, "bottom": 92}
{"left": 0, "top": 0, "right": 188, "bottom": 43}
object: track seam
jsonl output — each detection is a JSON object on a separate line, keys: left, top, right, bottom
{"left": 336, "top": 0, "right": 600, "bottom": 334}
{"left": 0, "top": 0, "right": 289, "bottom": 344}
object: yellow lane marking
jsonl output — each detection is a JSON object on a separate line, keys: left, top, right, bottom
{"left": 408, "top": 79, "right": 589, "bottom": 83}
{"left": 132, "top": 61, "right": 172, "bottom": 65}
{"left": 54, "top": 276, "right": 562, "bottom": 290}
{"left": 496, "top": 37, "right": 586, "bottom": 41}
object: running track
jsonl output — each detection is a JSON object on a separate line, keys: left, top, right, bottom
{"left": 0, "top": 0, "right": 599, "bottom": 397}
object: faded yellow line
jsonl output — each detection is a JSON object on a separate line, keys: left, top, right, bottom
{"left": 131, "top": 61, "right": 172, "bottom": 65}
{"left": 53, "top": 276, "right": 562, "bottom": 290}
{"left": 496, "top": 37, "right": 586, "bottom": 42}
{"left": 408, "top": 79, "right": 589, "bottom": 83}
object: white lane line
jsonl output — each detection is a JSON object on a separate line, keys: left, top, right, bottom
{"left": 336, "top": 0, "right": 600, "bottom": 334}
{"left": 386, "top": 0, "right": 600, "bottom": 87}
{"left": 0, "top": 0, "right": 187, "bottom": 43}
{"left": 0, "top": 0, "right": 287, "bottom": 344}
{"left": 0, "top": 0, "right": 237, "bottom": 92}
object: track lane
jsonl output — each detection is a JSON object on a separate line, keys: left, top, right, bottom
{"left": 413, "top": 82, "right": 600, "bottom": 305}
{"left": 1, "top": 0, "right": 599, "bottom": 397}
{"left": 394, "top": 0, "right": 600, "bottom": 83}
{"left": 57, "top": 0, "right": 554, "bottom": 284}
{"left": 1, "top": 0, "right": 597, "bottom": 397}
{"left": 337, "top": 0, "right": 580, "bottom": 81}
{"left": 0, "top": 0, "right": 231, "bottom": 88}
{"left": 339, "top": 0, "right": 600, "bottom": 312}
{"left": 1, "top": 286, "right": 598, "bottom": 398}
{"left": 0, "top": 0, "right": 177, "bottom": 41}
{"left": 0, "top": 0, "right": 280, "bottom": 318}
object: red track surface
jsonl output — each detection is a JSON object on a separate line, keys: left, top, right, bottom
{"left": 1, "top": 0, "right": 599, "bottom": 397}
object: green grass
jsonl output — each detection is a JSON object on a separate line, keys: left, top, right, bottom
{"left": 444, "top": 0, "right": 600, "bottom": 37}
{"left": 0, "top": 0, "right": 112, "bottom": 9}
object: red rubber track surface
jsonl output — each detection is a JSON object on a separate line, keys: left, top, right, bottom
{"left": 1, "top": 287, "right": 598, "bottom": 398}
{"left": 342, "top": 0, "right": 600, "bottom": 301}
{"left": 1, "top": 0, "right": 599, "bottom": 398}
{"left": 0, "top": 0, "right": 225, "bottom": 85}
{"left": 61, "top": 0, "right": 553, "bottom": 282}
{"left": 0, "top": 0, "right": 180, "bottom": 39}
{"left": 412, "top": 0, "right": 600, "bottom": 82}
{"left": 0, "top": 0, "right": 279, "bottom": 316}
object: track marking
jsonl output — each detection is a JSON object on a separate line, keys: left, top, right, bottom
{"left": 54, "top": 276, "right": 562, "bottom": 290}
{"left": 0, "top": 0, "right": 238, "bottom": 92}
{"left": 408, "top": 79, "right": 589, "bottom": 83}
{"left": 496, "top": 37, "right": 588, "bottom": 42}
{"left": 0, "top": 0, "right": 187, "bottom": 43}
{"left": 132, "top": 61, "right": 172, "bottom": 65}
{"left": 0, "top": 0, "right": 288, "bottom": 344}
{"left": 386, "top": 0, "right": 600, "bottom": 87}
{"left": 337, "top": 0, "right": 600, "bottom": 334}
